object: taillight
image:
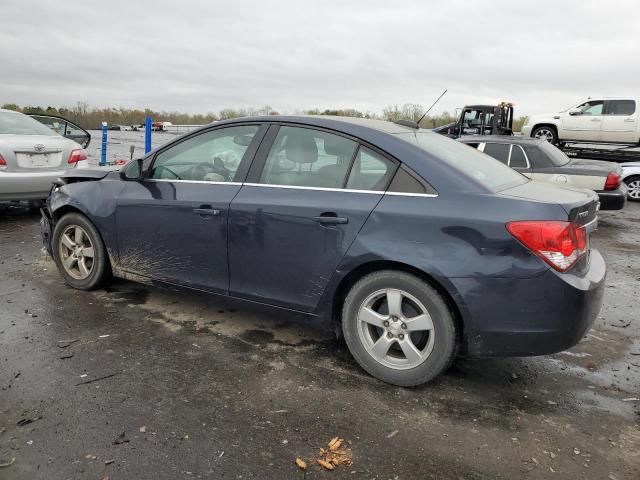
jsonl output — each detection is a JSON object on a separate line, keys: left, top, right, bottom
{"left": 0, "top": 154, "right": 6, "bottom": 170}
{"left": 68, "top": 149, "right": 88, "bottom": 164}
{"left": 604, "top": 172, "right": 621, "bottom": 191}
{"left": 507, "top": 221, "right": 588, "bottom": 272}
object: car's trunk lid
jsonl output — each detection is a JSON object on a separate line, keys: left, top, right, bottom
{"left": 1, "top": 135, "right": 68, "bottom": 171}
{"left": 499, "top": 180, "right": 599, "bottom": 228}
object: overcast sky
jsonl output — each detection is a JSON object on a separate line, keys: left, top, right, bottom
{"left": 1, "top": 0, "right": 638, "bottom": 117}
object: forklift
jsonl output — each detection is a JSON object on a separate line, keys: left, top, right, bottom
{"left": 433, "top": 102, "right": 514, "bottom": 138}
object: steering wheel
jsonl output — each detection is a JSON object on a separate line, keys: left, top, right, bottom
{"left": 154, "top": 165, "right": 181, "bottom": 180}
{"left": 190, "top": 157, "right": 233, "bottom": 182}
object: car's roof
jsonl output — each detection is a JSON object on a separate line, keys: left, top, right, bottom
{"left": 458, "top": 135, "right": 543, "bottom": 146}
{"left": 216, "top": 115, "right": 419, "bottom": 135}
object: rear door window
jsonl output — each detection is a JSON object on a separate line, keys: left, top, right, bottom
{"left": 509, "top": 145, "right": 529, "bottom": 168}
{"left": 604, "top": 100, "right": 636, "bottom": 116}
{"left": 259, "top": 126, "right": 357, "bottom": 189}
{"left": 482, "top": 143, "right": 510, "bottom": 165}
{"left": 346, "top": 147, "right": 397, "bottom": 191}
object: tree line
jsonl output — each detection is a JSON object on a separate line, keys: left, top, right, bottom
{"left": 1, "top": 102, "right": 528, "bottom": 132}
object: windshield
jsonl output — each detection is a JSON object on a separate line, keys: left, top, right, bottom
{"left": 0, "top": 111, "right": 58, "bottom": 136}
{"left": 396, "top": 131, "right": 528, "bottom": 192}
{"left": 538, "top": 141, "right": 570, "bottom": 166}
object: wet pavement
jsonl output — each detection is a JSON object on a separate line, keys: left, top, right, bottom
{"left": 0, "top": 202, "right": 639, "bottom": 480}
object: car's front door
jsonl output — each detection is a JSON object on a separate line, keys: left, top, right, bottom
{"left": 560, "top": 100, "right": 604, "bottom": 141}
{"left": 228, "top": 125, "right": 398, "bottom": 311}
{"left": 601, "top": 99, "right": 638, "bottom": 143}
{"left": 115, "top": 124, "right": 265, "bottom": 292}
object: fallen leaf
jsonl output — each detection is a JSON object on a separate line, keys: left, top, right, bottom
{"left": 328, "top": 437, "right": 340, "bottom": 448}
{"left": 295, "top": 458, "right": 307, "bottom": 470}
{"left": 329, "top": 439, "right": 343, "bottom": 452}
{"left": 317, "top": 459, "right": 334, "bottom": 470}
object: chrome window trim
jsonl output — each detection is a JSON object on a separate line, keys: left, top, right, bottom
{"left": 243, "top": 182, "right": 383, "bottom": 195}
{"left": 146, "top": 179, "right": 243, "bottom": 186}
{"left": 384, "top": 191, "right": 439, "bottom": 198}
{"left": 508, "top": 144, "right": 531, "bottom": 169}
{"left": 142, "top": 179, "right": 438, "bottom": 197}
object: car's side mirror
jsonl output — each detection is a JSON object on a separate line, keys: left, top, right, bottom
{"left": 120, "top": 158, "right": 143, "bottom": 181}
{"left": 569, "top": 109, "right": 583, "bottom": 116}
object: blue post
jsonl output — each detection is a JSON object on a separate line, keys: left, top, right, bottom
{"left": 145, "top": 116, "right": 152, "bottom": 154}
{"left": 100, "top": 122, "right": 108, "bottom": 166}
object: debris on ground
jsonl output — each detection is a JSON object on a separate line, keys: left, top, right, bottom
{"left": 386, "top": 430, "right": 399, "bottom": 438}
{"left": 295, "top": 458, "right": 307, "bottom": 470}
{"left": 57, "top": 339, "right": 79, "bottom": 349}
{"left": 17, "top": 415, "right": 41, "bottom": 427}
{"left": 316, "top": 437, "right": 353, "bottom": 471}
{"left": 76, "top": 372, "right": 120, "bottom": 386}
{"left": 104, "top": 459, "right": 115, "bottom": 465}
{"left": 0, "top": 457, "right": 16, "bottom": 468}
{"left": 622, "top": 397, "right": 639, "bottom": 402}
{"left": 139, "top": 426, "right": 146, "bottom": 433}
{"left": 113, "top": 432, "right": 130, "bottom": 445}
{"left": 60, "top": 353, "right": 74, "bottom": 360}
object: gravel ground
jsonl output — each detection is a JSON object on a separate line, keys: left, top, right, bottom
{"left": 0, "top": 201, "right": 638, "bottom": 480}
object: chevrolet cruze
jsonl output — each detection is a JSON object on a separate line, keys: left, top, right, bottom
{"left": 42, "top": 116, "right": 605, "bottom": 386}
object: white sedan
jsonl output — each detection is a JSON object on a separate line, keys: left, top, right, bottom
{"left": 621, "top": 162, "right": 640, "bottom": 201}
{"left": 0, "top": 109, "right": 90, "bottom": 202}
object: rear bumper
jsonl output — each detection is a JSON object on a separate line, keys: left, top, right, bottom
{"left": 0, "top": 170, "right": 66, "bottom": 201}
{"left": 596, "top": 184, "right": 627, "bottom": 210}
{"left": 454, "top": 249, "right": 606, "bottom": 357}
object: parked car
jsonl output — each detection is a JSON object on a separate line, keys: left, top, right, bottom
{"left": 41, "top": 116, "right": 605, "bottom": 386}
{"left": 621, "top": 162, "right": 640, "bottom": 201}
{"left": 29, "top": 114, "right": 91, "bottom": 148}
{"left": 0, "top": 109, "right": 90, "bottom": 202}
{"left": 458, "top": 135, "right": 627, "bottom": 210}
{"left": 522, "top": 98, "right": 640, "bottom": 145}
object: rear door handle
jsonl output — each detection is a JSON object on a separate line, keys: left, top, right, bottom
{"left": 624, "top": 118, "right": 635, "bottom": 122}
{"left": 193, "top": 207, "right": 220, "bottom": 216}
{"left": 313, "top": 213, "right": 348, "bottom": 224}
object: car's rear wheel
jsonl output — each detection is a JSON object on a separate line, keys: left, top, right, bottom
{"left": 625, "top": 175, "right": 640, "bottom": 201}
{"left": 52, "top": 213, "right": 110, "bottom": 290}
{"left": 532, "top": 126, "right": 557, "bottom": 144}
{"left": 342, "top": 271, "right": 457, "bottom": 386}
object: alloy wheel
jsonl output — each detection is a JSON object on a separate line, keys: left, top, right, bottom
{"left": 533, "top": 128, "right": 555, "bottom": 142}
{"left": 628, "top": 180, "right": 640, "bottom": 200}
{"left": 58, "top": 225, "right": 95, "bottom": 280}
{"left": 357, "top": 288, "right": 435, "bottom": 370}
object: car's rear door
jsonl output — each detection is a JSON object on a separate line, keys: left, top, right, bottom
{"left": 115, "top": 124, "right": 266, "bottom": 293}
{"left": 601, "top": 99, "right": 638, "bottom": 143}
{"left": 228, "top": 124, "right": 398, "bottom": 312}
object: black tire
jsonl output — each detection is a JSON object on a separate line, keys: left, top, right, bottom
{"left": 342, "top": 270, "right": 457, "bottom": 387}
{"left": 531, "top": 125, "right": 558, "bottom": 144}
{"left": 624, "top": 175, "right": 640, "bottom": 202}
{"left": 52, "top": 212, "right": 110, "bottom": 290}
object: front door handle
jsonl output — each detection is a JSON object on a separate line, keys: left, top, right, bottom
{"left": 313, "top": 212, "right": 348, "bottom": 224}
{"left": 624, "top": 118, "right": 635, "bottom": 122}
{"left": 193, "top": 206, "right": 221, "bottom": 217}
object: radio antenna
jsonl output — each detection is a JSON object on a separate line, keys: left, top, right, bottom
{"left": 417, "top": 89, "right": 448, "bottom": 125}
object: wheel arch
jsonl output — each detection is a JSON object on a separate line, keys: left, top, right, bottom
{"left": 51, "top": 204, "right": 114, "bottom": 272}
{"left": 531, "top": 123, "right": 559, "bottom": 139}
{"left": 329, "top": 260, "right": 467, "bottom": 348}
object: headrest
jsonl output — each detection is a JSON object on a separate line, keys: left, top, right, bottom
{"left": 285, "top": 132, "right": 318, "bottom": 164}
{"left": 323, "top": 136, "right": 351, "bottom": 157}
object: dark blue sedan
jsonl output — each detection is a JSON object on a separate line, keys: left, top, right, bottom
{"left": 41, "top": 116, "right": 605, "bottom": 386}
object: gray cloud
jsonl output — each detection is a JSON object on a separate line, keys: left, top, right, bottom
{"left": 1, "top": 0, "right": 638, "bottom": 117}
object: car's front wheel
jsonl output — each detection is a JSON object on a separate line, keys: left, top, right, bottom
{"left": 532, "top": 126, "right": 558, "bottom": 144}
{"left": 625, "top": 175, "right": 640, "bottom": 201}
{"left": 342, "top": 271, "right": 457, "bottom": 386}
{"left": 52, "top": 212, "right": 110, "bottom": 290}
